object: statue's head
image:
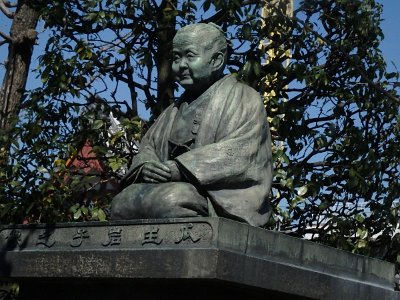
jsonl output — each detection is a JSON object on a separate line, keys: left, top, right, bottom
{"left": 172, "top": 23, "right": 227, "bottom": 95}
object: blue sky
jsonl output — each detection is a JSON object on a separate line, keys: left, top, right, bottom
{"left": 377, "top": 1, "right": 400, "bottom": 71}
{"left": 0, "top": 1, "right": 399, "bottom": 119}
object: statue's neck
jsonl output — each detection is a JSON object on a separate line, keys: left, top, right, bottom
{"left": 184, "top": 74, "right": 224, "bottom": 102}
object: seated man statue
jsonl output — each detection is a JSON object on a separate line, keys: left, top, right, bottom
{"left": 111, "top": 23, "right": 273, "bottom": 227}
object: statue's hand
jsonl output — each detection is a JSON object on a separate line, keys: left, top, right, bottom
{"left": 141, "top": 161, "right": 171, "bottom": 183}
{"left": 164, "top": 160, "right": 182, "bottom": 182}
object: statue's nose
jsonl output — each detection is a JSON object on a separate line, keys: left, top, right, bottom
{"left": 179, "top": 57, "right": 188, "bottom": 69}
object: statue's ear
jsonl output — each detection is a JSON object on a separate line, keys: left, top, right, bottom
{"left": 212, "top": 51, "right": 225, "bottom": 72}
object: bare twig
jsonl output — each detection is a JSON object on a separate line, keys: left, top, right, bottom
{"left": 4, "top": 1, "right": 17, "bottom": 8}
{"left": 0, "top": 30, "right": 13, "bottom": 43}
{"left": 0, "top": 0, "right": 14, "bottom": 18}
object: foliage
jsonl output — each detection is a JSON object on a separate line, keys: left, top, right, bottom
{"left": 0, "top": 280, "right": 19, "bottom": 300}
{"left": 265, "top": 0, "right": 400, "bottom": 263}
{"left": 0, "top": 94, "right": 141, "bottom": 223}
{"left": 0, "top": 0, "right": 399, "bottom": 263}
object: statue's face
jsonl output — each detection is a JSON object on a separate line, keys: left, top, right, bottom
{"left": 172, "top": 32, "right": 215, "bottom": 93}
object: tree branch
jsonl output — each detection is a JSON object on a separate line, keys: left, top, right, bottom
{"left": 0, "top": 30, "right": 13, "bottom": 43}
{"left": 0, "top": 0, "right": 14, "bottom": 18}
{"left": 4, "top": 1, "right": 17, "bottom": 7}
{"left": 201, "top": 9, "right": 228, "bottom": 24}
{"left": 304, "top": 115, "right": 336, "bottom": 126}
{"left": 301, "top": 22, "right": 400, "bottom": 105}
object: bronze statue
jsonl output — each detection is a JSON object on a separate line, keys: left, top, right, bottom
{"left": 111, "top": 23, "right": 273, "bottom": 227}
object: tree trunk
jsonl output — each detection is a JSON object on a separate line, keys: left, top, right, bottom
{"left": 0, "top": 0, "right": 40, "bottom": 132}
{"left": 154, "top": 0, "right": 177, "bottom": 117}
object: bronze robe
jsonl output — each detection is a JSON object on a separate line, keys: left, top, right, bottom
{"left": 112, "top": 74, "right": 273, "bottom": 227}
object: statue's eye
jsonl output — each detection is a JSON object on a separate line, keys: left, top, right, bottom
{"left": 187, "top": 52, "right": 196, "bottom": 60}
{"left": 173, "top": 54, "right": 181, "bottom": 62}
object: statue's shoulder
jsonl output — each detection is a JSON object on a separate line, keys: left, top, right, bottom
{"left": 222, "top": 74, "right": 259, "bottom": 93}
{"left": 222, "top": 74, "right": 263, "bottom": 106}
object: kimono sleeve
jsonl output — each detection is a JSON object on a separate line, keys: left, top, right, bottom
{"left": 175, "top": 82, "right": 272, "bottom": 188}
{"left": 120, "top": 106, "right": 175, "bottom": 187}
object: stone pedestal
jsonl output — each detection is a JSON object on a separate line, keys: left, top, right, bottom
{"left": 1, "top": 218, "right": 399, "bottom": 299}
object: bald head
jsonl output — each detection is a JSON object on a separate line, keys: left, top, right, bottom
{"left": 173, "top": 23, "right": 228, "bottom": 68}
{"left": 172, "top": 23, "right": 228, "bottom": 94}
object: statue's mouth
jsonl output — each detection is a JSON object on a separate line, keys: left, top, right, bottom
{"left": 179, "top": 73, "right": 191, "bottom": 79}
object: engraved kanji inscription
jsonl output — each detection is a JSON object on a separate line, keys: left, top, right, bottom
{"left": 175, "top": 223, "right": 201, "bottom": 244}
{"left": 102, "top": 227, "right": 122, "bottom": 246}
{"left": 142, "top": 226, "right": 163, "bottom": 245}
{"left": 36, "top": 230, "right": 56, "bottom": 248}
{"left": 5, "top": 230, "right": 22, "bottom": 247}
{"left": 70, "top": 229, "right": 90, "bottom": 247}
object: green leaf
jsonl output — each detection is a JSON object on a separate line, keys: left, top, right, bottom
{"left": 81, "top": 207, "right": 88, "bottom": 215}
{"left": 74, "top": 209, "right": 82, "bottom": 220}
{"left": 297, "top": 185, "right": 308, "bottom": 196}
{"left": 92, "top": 119, "right": 104, "bottom": 130}
{"left": 242, "top": 24, "right": 252, "bottom": 40}
{"left": 98, "top": 208, "right": 106, "bottom": 221}
{"left": 253, "top": 61, "right": 261, "bottom": 77}
{"left": 37, "top": 166, "right": 49, "bottom": 173}
{"left": 203, "top": 0, "right": 211, "bottom": 12}
{"left": 1, "top": 203, "right": 13, "bottom": 218}
{"left": 356, "top": 239, "right": 368, "bottom": 249}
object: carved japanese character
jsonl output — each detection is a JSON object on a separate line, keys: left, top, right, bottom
{"left": 102, "top": 227, "right": 122, "bottom": 246}
{"left": 175, "top": 223, "right": 200, "bottom": 244}
{"left": 36, "top": 230, "right": 56, "bottom": 248}
{"left": 5, "top": 230, "right": 22, "bottom": 247}
{"left": 70, "top": 229, "right": 90, "bottom": 247}
{"left": 142, "top": 226, "right": 163, "bottom": 245}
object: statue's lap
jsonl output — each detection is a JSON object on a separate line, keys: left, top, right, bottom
{"left": 111, "top": 182, "right": 208, "bottom": 220}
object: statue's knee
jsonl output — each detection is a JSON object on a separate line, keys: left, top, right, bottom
{"left": 159, "top": 182, "right": 198, "bottom": 204}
